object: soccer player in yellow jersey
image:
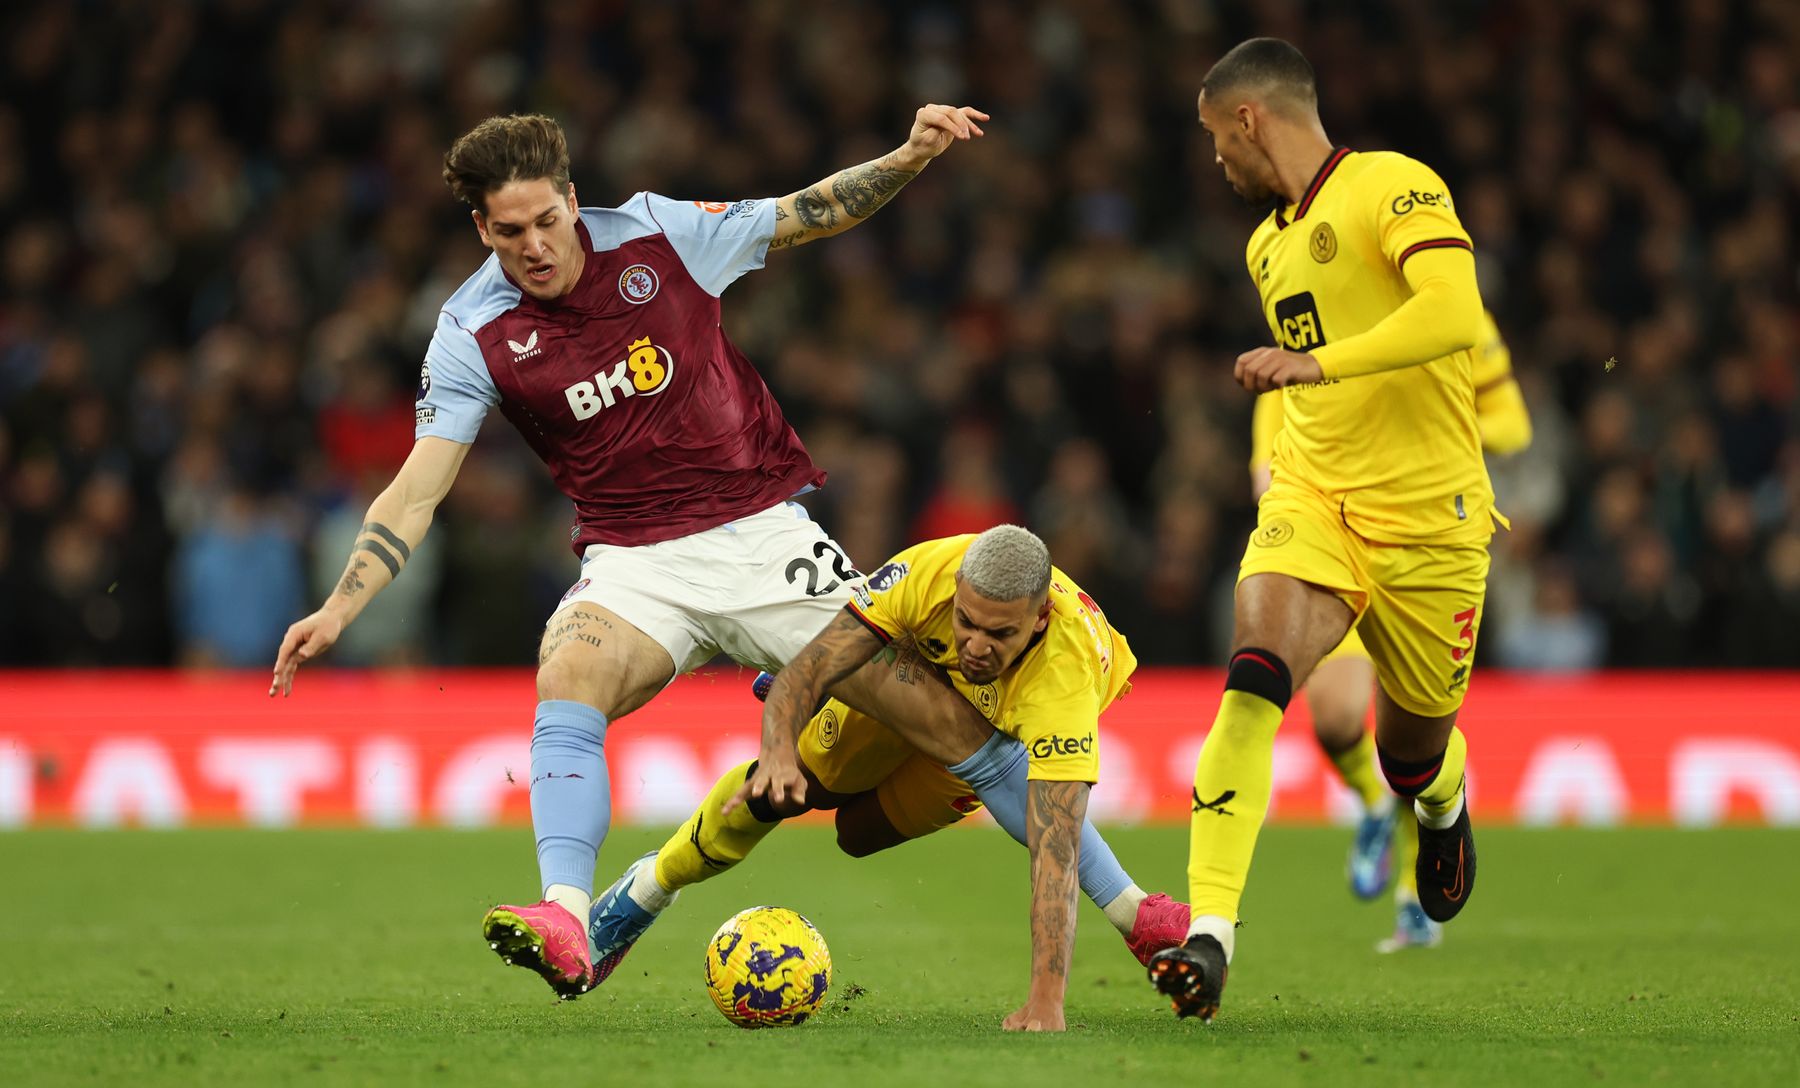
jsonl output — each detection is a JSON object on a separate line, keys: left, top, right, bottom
{"left": 1149, "top": 38, "right": 1503, "bottom": 1022}
{"left": 1250, "top": 309, "right": 1530, "bottom": 953}
{"left": 587, "top": 526, "right": 1190, "bottom": 1031}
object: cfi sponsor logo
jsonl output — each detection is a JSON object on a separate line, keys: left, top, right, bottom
{"left": 618, "top": 264, "right": 659, "bottom": 304}
{"left": 865, "top": 561, "right": 909, "bottom": 593}
{"left": 563, "top": 336, "right": 676, "bottom": 420}
{"left": 1390, "top": 189, "right": 1451, "bottom": 215}
{"left": 508, "top": 329, "right": 541, "bottom": 360}
{"left": 1030, "top": 734, "right": 1094, "bottom": 759}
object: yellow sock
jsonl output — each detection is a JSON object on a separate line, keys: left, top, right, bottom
{"left": 653, "top": 760, "right": 780, "bottom": 892}
{"left": 1394, "top": 815, "right": 1420, "bottom": 900}
{"left": 1327, "top": 729, "right": 1388, "bottom": 811}
{"left": 1187, "top": 689, "right": 1287, "bottom": 925}
{"left": 1415, "top": 727, "right": 1469, "bottom": 827}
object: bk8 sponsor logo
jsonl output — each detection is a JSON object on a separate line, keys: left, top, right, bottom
{"left": 563, "top": 336, "right": 675, "bottom": 419}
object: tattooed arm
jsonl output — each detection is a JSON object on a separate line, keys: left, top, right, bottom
{"left": 767, "top": 103, "right": 988, "bottom": 252}
{"left": 1002, "top": 778, "right": 1089, "bottom": 1033}
{"left": 727, "top": 609, "right": 884, "bottom": 811}
{"left": 269, "top": 437, "right": 470, "bottom": 696}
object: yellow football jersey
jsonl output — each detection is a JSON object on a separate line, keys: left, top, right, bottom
{"left": 1250, "top": 309, "right": 1534, "bottom": 468}
{"left": 1248, "top": 147, "right": 1497, "bottom": 544}
{"left": 845, "top": 534, "right": 1136, "bottom": 783}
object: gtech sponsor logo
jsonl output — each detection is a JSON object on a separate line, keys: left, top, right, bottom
{"left": 1030, "top": 734, "right": 1094, "bottom": 760}
{"left": 563, "top": 336, "right": 675, "bottom": 419}
{"left": 1390, "top": 189, "right": 1451, "bottom": 215}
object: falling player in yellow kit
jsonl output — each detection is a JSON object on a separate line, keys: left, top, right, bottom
{"left": 587, "top": 526, "right": 1191, "bottom": 1032}
{"left": 1150, "top": 38, "right": 1505, "bottom": 1021}
{"left": 1249, "top": 309, "right": 1530, "bottom": 952}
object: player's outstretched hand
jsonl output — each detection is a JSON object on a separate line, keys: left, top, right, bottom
{"left": 1234, "top": 347, "right": 1323, "bottom": 393}
{"left": 725, "top": 746, "right": 808, "bottom": 815}
{"left": 1002, "top": 997, "right": 1067, "bottom": 1033}
{"left": 269, "top": 609, "right": 345, "bottom": 697}
{"left": 905, "top": 104, "right": 989, "bottom": 161}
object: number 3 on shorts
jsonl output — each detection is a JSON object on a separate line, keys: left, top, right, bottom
{"left": 785, "top": 539, "right": 862, "bottom": 598}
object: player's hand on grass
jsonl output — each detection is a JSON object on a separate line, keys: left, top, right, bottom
{"left": 725, "top": 744, "right": 808, "bottom": 814}
{"left": 904, "top": 104, "right": 989, "bottom": 162}
{"left": 269, "top": 609, "right": 345, "bottom": 696}
{"left": 1002, "top": 997, "right": 1066, "bottom": 1033}
{"left": 1235, "top": 347, "right": 1323, "bottom": 393}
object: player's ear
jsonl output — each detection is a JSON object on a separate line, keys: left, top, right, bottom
{"left": 1034, "top": 597, "right": 1052, "bottom": 634}
{"left": 471, "top": 208, "right": 492, "bottom": 248}
{"left": 565, "top": 181, "right": 578, "bottom": 213}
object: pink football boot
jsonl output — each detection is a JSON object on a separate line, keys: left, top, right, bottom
{"left": 1124, "top": 892, "right": 1193, "bottom": 967}
{"left": 481, "top": 900, "right": 596, "bottom": 999}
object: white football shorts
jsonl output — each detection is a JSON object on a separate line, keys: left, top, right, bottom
{"left": 553, "top": 501, "right": 861, "bottom": 676}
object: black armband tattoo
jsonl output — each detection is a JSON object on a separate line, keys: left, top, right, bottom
{"left": 361, "top": 522, "right": 411, "bottom": 563}
{"left": 356, "top": 539, "right": 402, "bottom": 579}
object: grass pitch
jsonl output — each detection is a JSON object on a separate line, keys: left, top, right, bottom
{"left": 2, "top": 825, "right": 1796, "bottom": 1086}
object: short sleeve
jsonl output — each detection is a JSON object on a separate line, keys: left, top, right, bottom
{"left": 1008, "top": 666, "right": 1101, "bottom": 783}
{"left": 846, "top": 546, "right": 926, "bottom": 643}
{"left": 1373, "top": 158, "right": 1473, "bottom": 273}
{"left": 641, "top": 193, "right": 777, "bottom": 297}
{"left": 415, "top": 311, "right": 499, "bottom": 443}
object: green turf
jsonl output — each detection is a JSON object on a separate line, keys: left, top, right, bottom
{"left": 2, "top": 826, "right": 1796, "bottom": 1086}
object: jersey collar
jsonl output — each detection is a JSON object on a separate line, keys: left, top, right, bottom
{"left": 1273, "top": 146, "right": 1352, "bottom": 230}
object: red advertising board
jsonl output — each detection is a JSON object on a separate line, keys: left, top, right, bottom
{"left": 2, "top": 669, "right": 1797, "bottom": 828}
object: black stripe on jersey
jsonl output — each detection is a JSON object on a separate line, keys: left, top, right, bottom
{"left": 1397, "top": 237, "right": 1473, "bottom": 268}
{"left": 844, "top": 602, "right": 894, "bottom": 644}
{"left": 1276, "top": 146, "right": 1352, "bottom": 229}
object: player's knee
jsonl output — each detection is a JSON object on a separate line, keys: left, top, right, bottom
{"left": 1226, "top": 647, "right": 1294, "bottom": 709}
{"left": 533, "top": 656, "right": 587, "bottom": 703}
{"left": 834, "top": 819, "right": 884, "bottom": 858}
{"left": 1377, "top": 745, "right": 1445, "bottom": 798}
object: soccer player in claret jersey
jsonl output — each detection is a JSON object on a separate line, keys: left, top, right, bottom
{"left": 1249, "top": 311, "right": 1530, "bottom": 952}
{"left": 266, "top": 109, "right": 1170, "bottom": 1025}
{"left": 1149, "top": 39, "right": 1504, "bottom": 1021}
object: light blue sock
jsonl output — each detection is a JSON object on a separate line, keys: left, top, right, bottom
{"left": 530, "top": 700, "right": 610, "bottom": 895}
{"left": 947, "top": 732, "right": 1134, "bottom": 909}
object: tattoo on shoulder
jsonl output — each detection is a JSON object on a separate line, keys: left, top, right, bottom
{"left": 793, "top": 186, "right": 837, "bottom": 230}
{"left": 832, "top": 161, "right": 917, "bottom": 219}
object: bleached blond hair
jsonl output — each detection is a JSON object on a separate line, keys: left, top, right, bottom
{"left": 959, "top": 525, "right": 1051, "bottom": 603}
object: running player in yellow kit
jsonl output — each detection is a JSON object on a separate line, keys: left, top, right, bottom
{"left": 1250, "top": 309, "right": 1530, "bottom": 952}
{"left": 1150, "top": 38, "right": 1505, "bottom": 1021}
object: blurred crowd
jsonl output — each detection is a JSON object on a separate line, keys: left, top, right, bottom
{"left": 4, "top": 0, "right": 1800, "bottom": 670}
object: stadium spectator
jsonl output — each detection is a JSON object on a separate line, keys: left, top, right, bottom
{"left": 3, "top": 0, "right": 1798, "bottom": 670}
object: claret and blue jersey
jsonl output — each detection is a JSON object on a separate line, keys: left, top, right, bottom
{"left": 415, "top": 194, "right": 824, "bottom": 552}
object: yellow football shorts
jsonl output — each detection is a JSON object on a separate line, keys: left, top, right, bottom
{"left": 1238, "top": 479, "right": 1489, "bottom": 717}
{"left": 796, "top": 698, "right": 983, "bottom": 839}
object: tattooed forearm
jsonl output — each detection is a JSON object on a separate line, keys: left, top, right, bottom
{"left": 763, "top": 609, "right": 882, "bottom": 743}
{"left": 1025, "top": 778, "right": 1088, "bottom": 1000}
{"left": 336, "top": 557, "right": 369, "bottom": 598}
{"left": 792, "top": 186, "right": 836, "bottom": 230}
{"left": 832, "top": 157, "right": 918, "bottom": 219}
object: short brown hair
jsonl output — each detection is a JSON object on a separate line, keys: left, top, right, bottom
{"left": 442, "top": 114, "right": 571, "bottom": 213}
